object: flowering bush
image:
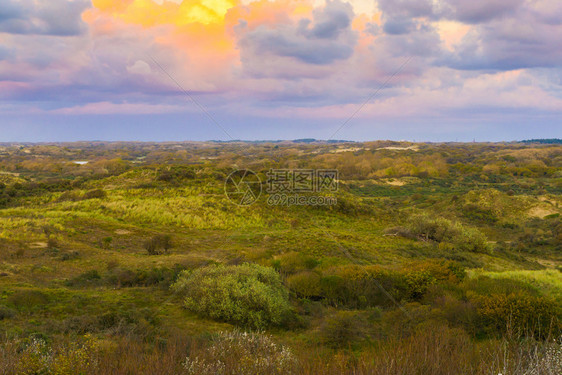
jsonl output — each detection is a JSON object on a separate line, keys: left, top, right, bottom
{"left": 5, "top": 334, "right": 100, "bottom": 375}
{"left": 183, "top": 330, "right": 297, "bottom": 375}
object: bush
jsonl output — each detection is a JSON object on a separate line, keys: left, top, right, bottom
{"left": 101, "top": 236, "right": 112, "bottom": 249}
{"left": 318, "top": 266, "right": 409, "bottom": 308}
{"left": 66, "top": 266, "right": 188, "bottom": 288}
{"left": 47, "top": 237, "right": 58, "bottom": 249}
{"left": 0, "top": 305, "right": 15, "bottom": 320}
{"left": 8, "top": 290, "right": 49, "bottom": 310}
{"left": 144, "top": 234, "right": 173, "bottom": 255}
{"left": 172, "top": 263, "right": 291, "bottom": 329}
{"left": 7, "top": 335, "right": 101, "bottom": 375}
{"left": 462, "top": 276, "right": 539, "bottom": 297}
{"left": 286, "top": 271, "right": 322, "bottom": 298}
{"left": 469, "top": 292, "right": 560, "bottom": 338}
{"left": 300, "top": 261, "right": 465, "bottom": 308}
{"left": 320, "top": 311, "right": 368, "bottom": 348}
{"left": 273, "top": 252, "right": 319, "bottom": 275}
{"left": 391, "top": 213, "right": 491, "bottom": 253}
{"left": 183, "top": 330, "right": 297, "bottom": 375}
{"left": 57, "top": 190, "right": 80, "bottom": 202}
{"left": 82, "top": 189, "right": 106, "bottom": 200}
{"left": 65, "top": 270, "right": 102, "bottom": 287}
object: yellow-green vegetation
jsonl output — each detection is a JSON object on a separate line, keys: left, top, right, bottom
{"left": 173, "top": 263, "right": 291, "bottom": 329}
{"left": 478, "top": 269, "right": 562, "bottom": 301}
{"left": 0, "top": 141, "right": 561, "bottom": 374}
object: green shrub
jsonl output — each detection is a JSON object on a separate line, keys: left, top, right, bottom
{"left": 394, "top": 213, "right": 491, "bottom": 253}
{"left": 319, "top": 266, "right": 409, "bottom": 308}
{"left": 47, "top": 237, "right": 58, "bottom": 249}
{"left": 286, "top": 271, "right": 322, "bottom": 298}
{"left": 8, "top": 290, "right": 49, "bottom": 310}
{"left": 320, "top": 311, "right": 368, "bottom": 348}
{"left": 100, "top": 237, "right": 112, "bottom": 249}
{"left": 462, "top": 276, "right": 540, "bottom": 297}
{"left": 0, "top": 305, "right": 15, "bottom": 320}
{"left": 404, "top": 260, "right": 466, "bottom": 283}
{"left": 143, "top": 234, "right": 173, "bottom": 255}
{"left": 309, "top": 261, "right": 465, "bottom": 308}
{"left": 82, "top": 189, "right": 106, "bottom": 200}
{"left": 469, "top": 292, "right": 560, "bottom": 338}
{"left": 66, "top": 266, "right": 187, "bottom": 288}
{"left": 404, "top": 270, "right": 437, "bottom": 300}
{"left": 273, "top": 252, "right": 319, "bottom": 275}
{"left": 8, "top": 334, "right": 101, "bottom": 375}
{"left": 65, "top": 270, "right": 102, "bottom": 287}
{"left": 172, "top": 263, "right": 291, "bottom": 329}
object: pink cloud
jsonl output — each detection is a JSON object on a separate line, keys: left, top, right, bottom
{"left": 50, "top": 101, "right": 185, "bottom": 115}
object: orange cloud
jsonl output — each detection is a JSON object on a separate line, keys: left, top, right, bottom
{"left": 90, "top": 0, "right": 236, "bottom": 26}
{"left": 82, "top": 0, "right": 323, "bottom": 88}
{"left": 84, "top": 0, "right": 241, "bottom": 87}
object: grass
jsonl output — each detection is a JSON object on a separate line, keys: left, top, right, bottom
{"left": 0, "top": 141, "right": 561, "bottom": 373}
{"left": 478, "top": 269, "right": 562, "bottom": 300}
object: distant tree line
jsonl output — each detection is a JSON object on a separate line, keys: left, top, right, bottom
{"left": 521, "top": 139, "right": 562, "bottom": 144}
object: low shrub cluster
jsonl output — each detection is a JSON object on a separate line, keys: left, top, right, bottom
{"left": 470, "top": 291, "right": 560, "bottom": 338}
{"left": 183, "top": 331, "right": 297, "bottom": 375}
{"left": 0, "top": 335, "right": 101, "bottom": 375}
{"left": 65, "top": 264, "right": 188, "bottom": 288}
{"left": 320, "top": 311, "right": 368, "bottom": 348}
{"left": 8, "top": 290, "right": 49, "bottom": 311}
{"left": 52, "top": 307, "right": 158, "bottom": 337}
{"left": 0, "top": 306, "right": 16, "bottom": 320}
{"left": 172, "top": 263, "right": 291, "bottom": 329}
{"left": 156, "top": 166, "right": 196, "bottom": 183}
{"left": 429, "top": 276, "right": 561, "bottom": 339}
{"left": 143, "top": 234, "right": 173, "bottom": 255}
{"left": 287, "top": 260, "right": 465, "bottom": 308}
{"left": 2, "top": 329, "right": 560, "bottom": 375}
{"left": 387, "top": 213, "right": 491, "bottom": 253}
{"left": 57, "top": 188, "right": 107, "bottom": 202}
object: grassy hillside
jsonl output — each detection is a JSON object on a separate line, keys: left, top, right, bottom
{"left": 0, "top": 141, "right": 561, "bottom": 374}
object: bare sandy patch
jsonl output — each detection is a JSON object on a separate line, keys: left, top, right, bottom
{"left": 537, "top": 196, "right": 560, "bottom": 206}
{"left": 376, "top": 146, "right": 419, "bottom": 151}
{"left": 384, "top": 179, "right": 406, "bottom": 186}
{"left": 527, "top": 206, "right": 559, "bottom": 219}
{"left": 330, "top": 147, "right": 365, "bottom": 153}
{"left": 115, "top": 229, "right": 132, "bottom": 235}
{"left": 30, "top": 242, "right": 48, "bottom": 249}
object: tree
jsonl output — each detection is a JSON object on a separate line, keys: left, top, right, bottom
{"left": 143, "top": 234, "right": 173, "bottom": 255}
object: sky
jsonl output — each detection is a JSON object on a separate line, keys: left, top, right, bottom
{"left": 0, "top": 0, "right": 560, "bottom": 142}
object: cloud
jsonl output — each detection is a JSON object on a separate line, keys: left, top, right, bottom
{"left": 377, "top": 0, "right": 434, "bottom": 18}
{"left": 0, "top": 0, "right": 560, "bottom": 141}
{"left": 50, "top": 101, "right": 184, "bottom": 115}
{"left": 127, "top": 60, "right": 152, "bottom": 75}
{"left": 0, "top": 0, "right": 89, "bottom": 36}
{"left": 237, "top": 0, "right": 357, "bottom": 69}
{"left": 442, "top": 0, "right": 524, "bottom": 24}
{"left": 440, "top": 1, "right": 562, "bottom": 70}
{"left": 302, "top": 0, "right": 353, "bottom": 39}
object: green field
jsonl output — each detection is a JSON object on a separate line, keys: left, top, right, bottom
{"left": 0, "top": 141, "right": 561, "bottom": 374}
